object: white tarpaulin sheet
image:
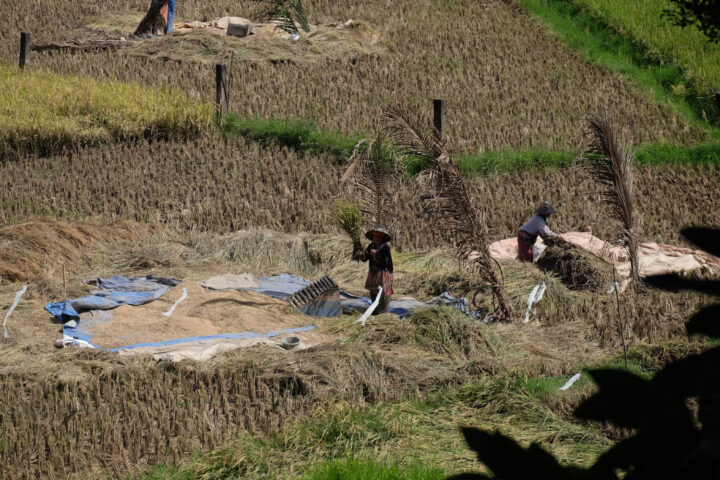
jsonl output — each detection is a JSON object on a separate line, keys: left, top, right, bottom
{"left": 487, "top": 231, "right": 720, "bottom": 277}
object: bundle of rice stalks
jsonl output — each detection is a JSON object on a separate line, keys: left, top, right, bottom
{"left": 535, "top": 237, "right": 613, "bottom": 292}
{"left": 406, "top": 307, "right": 493, "bottom": 362}
{"left": 333, "top": 200, "right": 363, "bottom": 259}
{"left": 352, "top": 307, "right": 497, "bottom": 365}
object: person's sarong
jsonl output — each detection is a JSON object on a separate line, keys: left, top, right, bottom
{"left": 365, "top": 269, "right": 393, "bottom": 314}
{"left": 365, "top": 269, "right": 394, "bottom": 296}
{"left": 517, "top": 235, "right": 533, "bottom": 262}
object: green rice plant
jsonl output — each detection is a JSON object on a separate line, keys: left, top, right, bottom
{"left": 219, "top": 114, "right": 361, "bottom": 158}
{"left": 0, "top": 65, "right": 211, "bottom": 158}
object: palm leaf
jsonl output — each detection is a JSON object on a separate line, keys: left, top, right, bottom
{"left": 255, "top": 0, "right": 311, "bottom": 35}
{"left": 583, "top": 113, "right": 640, "bottom": 285}
{"left": 291, "top": 0, "right": 311, "bottom": 32}
{"left": 383, "top": 110, "right": 512, "bottom": 321}
{"left": 340, "top": 132, "right": 402, "bottom": 237}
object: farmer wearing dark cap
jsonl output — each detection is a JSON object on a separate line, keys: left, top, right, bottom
{"left": 517, "top": 202, "right": 557, "bottom": 262}
{"left": 359, "top": 225, "right": 394, "bottom": 314}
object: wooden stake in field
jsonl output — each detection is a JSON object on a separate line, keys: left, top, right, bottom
{"left": 433, "top": 99, "right": 445, "bottom": 135}
{"left": 19, "top": 32, "right": 31, "bottom": 70}
{"left": 216, "top": 64, "right": 229, "bottom": 118}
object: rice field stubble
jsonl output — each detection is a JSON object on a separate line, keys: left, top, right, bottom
{"left": 0, "top": 0, "right": 707, "bottom": 151}
{"left": 0, "top": 137, "right": 717, "bottom": 250}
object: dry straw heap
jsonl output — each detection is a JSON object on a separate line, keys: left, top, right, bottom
{"left": 535, "top": 236, "right": 613, "bottom": 292}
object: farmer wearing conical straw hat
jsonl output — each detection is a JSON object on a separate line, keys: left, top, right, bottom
{"left": 517, "top": 202, "right": 558, "bottom": 262}
{"left": 359, "top": 225, "right": 394, "bottom": 314}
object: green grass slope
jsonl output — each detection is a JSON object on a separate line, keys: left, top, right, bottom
{"left": 515, "top": 0, "right": 720, "bottom": 131}
{"left": 570, "top": 0, "right": 720, "bottom": 93}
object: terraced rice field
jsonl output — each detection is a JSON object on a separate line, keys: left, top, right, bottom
{"left": 1, "top": 0, "right": 719, "bottom": 479}
{"left": 0, "top": 135, "right": 717, "bottom": 250}
{"left": 0, "top": 0, "right": 707, "bottom": 152}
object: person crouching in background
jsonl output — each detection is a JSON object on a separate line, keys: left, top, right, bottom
{"left": 517, "top": 202, "right": 557, "bottom": 262}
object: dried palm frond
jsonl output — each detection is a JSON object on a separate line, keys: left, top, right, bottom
{"left": 255, "top": 0, "right": 311, "bottom": 35}
{"left": 583, "top": 113, "right": 640, "bottom": 286}
{"left": 383, "top": 110, "right": 512, "bottom": 321}
{"left": 340, "top": 132, "right": 403, "bottom": 232}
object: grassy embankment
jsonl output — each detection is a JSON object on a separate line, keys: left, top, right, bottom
{"left": 220, "top": 115, "right": 720, "bottom": 176}
{"left": 515, "top": 0, "right": 720, "bottom": 129}
{"left": 567, "top": 0, "right": 720, "bottom": 94}
{"left": 0, "top": 64, "right": 211, "bottom": 157}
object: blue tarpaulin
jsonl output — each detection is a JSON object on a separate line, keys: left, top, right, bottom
{"left": 252, "top": 274, "right": 310, "bottom": 300}
{"left": 252, "top": 275, "right": 486, "bottom": 319}
{"left": 47, "top": 289, "right": 168, "bottom": 322}
{"left": 86, "top": 274, "right": 181, "bottom": 291}
{"left": 46, "top": 276, "right": 175, "bottom": 322}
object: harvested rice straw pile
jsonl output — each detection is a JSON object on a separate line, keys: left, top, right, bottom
{"left": 535, "top": 237, "right": 614, "bottom": 292}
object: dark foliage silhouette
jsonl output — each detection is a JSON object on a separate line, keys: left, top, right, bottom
{"left": 663, "top": 0, "right": 720, "bottom": 43}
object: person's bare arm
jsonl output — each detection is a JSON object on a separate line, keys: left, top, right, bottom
{"left": 538, "top": 224, "right": 556, "bottom": 239}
